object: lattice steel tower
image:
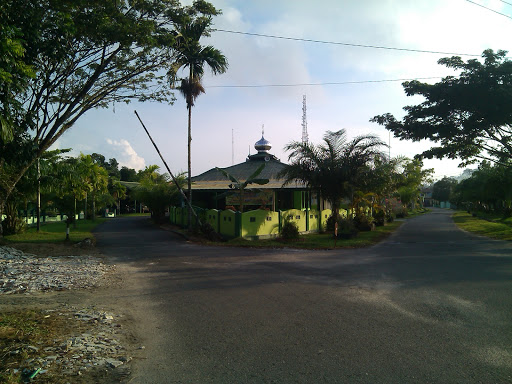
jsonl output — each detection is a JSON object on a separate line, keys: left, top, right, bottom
{"left": 302, "top": 95, "right": 308, "bottom": 144}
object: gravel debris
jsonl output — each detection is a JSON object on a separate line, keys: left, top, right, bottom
{"left": 0, "top": 246, "right": 131, "bottom": 381}
{"left": 9, "top": 307, "right": 132, "bottom": 380}
{"left": 0, "top": 246, "right": 115, "bottom": 294}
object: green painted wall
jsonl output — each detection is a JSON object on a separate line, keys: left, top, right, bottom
{"left": 320, "top": 209, "right": 332, "bottom": 229}
{"left": 174, "top": 207, "right": 187, "bottom": 227}
{"left": 241, "top": 209, "right": 279, "bottom": 237}
{"left": 206, "top": 209, "right": 220, "bottom": 232}
{"left": 282, "top": 208, "right": 307, "bottom": 232}
{"left": 170, "top": 205, "right": 350, "bottom": 238}
{"left": 219, "top": 210, "right": 237, "bottom": 238}
{"left": 307, "top": 209, "right": 320, "bottom": 231}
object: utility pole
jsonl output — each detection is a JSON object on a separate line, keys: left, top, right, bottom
{"left": 134, "top": 110, "right": 202, "bottom": 228}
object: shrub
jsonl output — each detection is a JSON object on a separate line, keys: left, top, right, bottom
{"left": 281, "top": 219, "right": 299, "bottom": 239}
{"left": 2, "top": 203, "right": 26, "bottom": 235}
{"left": 353, "top": 214, "right": 375, "bottom": 231}
{"left": 373, "top": 209, "right": 386, "bottom": 226}
{"left": 325, "top": 215, "right": 337, "bottom": 232}
{"left": 334, "top": 218, "right": 358, "bottom": 239}
{"left": 338, "top": 218, "right": 357, "bottom": 232}
{"left": 395, "top": 207, "right": 408, "bottom": 218}
{"left": 325, "top": 215, "right": 359, "bottom": 238}
{"left": 200, "top": 222, "right": 224, "bottom": 242}
{"left": 326, "top": 215, "right": 351, "bottom": 232}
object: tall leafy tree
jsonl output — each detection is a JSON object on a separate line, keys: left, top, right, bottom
{"left": 396, "top": 158, "right": 433, "bottom": 211}
{"left": 0, "top": 14, "right": 34, "bottom": 144}
{"left": 111, "top": 181, "right": 127, "bottom": 216}
{"left": 278, "top": 129, "right": 386, "bottom": 222}
{"left": 79, "top": 154, "right": 109, "bottom": 221}
{"left": 371, "top": 49, "right": 512, "bottom": 167}
{"left": 432, "top": 177, "right": 458, "bottom": 203}
{"left": 169, "top": 1, "right": 228, "bottom": 226}
{"left": 0, "top": 0, "right": 213, "bottom": 226}
{"left": 455, "top": 161, "right": 512, "bottom": 214}
{"left": 134, "top": 165, "right": 185, "bottom": 223}
{"left": 120, "top": 166, "right": 138, "bottom": 182}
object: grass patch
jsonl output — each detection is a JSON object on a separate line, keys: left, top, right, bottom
{"left": 3, "top": 219, "right": 106, "bottom": 243}
{"left": 118, "top": 213, "right": 150, "bottom": 217}
{"left": 221, "top": 220, "right": 403, "bottom": 249}
{"left": 453, "top": 211, "right": 512, "bottom": 241}
{"left": 405, "top": 208, "right": 430, "bottom": 218}
{"left": 0, "top": 309, "right": 125, "bottom": 384}
{"left": 0, "top": 310, "right": 74, "bottom": 384}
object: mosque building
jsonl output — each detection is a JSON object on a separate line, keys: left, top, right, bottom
{"left": 190, "top": 132, "right": 314, "bottom": 212}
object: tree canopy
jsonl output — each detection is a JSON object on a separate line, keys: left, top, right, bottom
{"left": 278, "top": 129, "right": 386, "bottom": 221}
{"left": 0, "top": 0, "right": 222, "bottom": 215}
{"left": 432, "top": 177, "right": 458, "bottom": 203}
{"left": 371, "top": 49, "right": 512, "bottom": 167}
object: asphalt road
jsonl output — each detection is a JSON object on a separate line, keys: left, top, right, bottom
{"left": 95, "top": 209, "right": 512, "bottom": 383}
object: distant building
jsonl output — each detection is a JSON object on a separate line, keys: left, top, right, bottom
{"left": 191, "top": 133, "right": 314, "bottom": 211}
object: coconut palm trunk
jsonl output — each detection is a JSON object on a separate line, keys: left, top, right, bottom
{"left": 187, "top": 98, "right": 193, "bottom": 227}
{"left": 171, "top": 15, "right": 228, "bottom": 229}
{"left": 187, "top": 67, "right": 193, "bottom": 228}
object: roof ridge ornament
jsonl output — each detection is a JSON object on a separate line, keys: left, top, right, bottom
{"left": 254, "top": 125, "right": 271, "bottom": 153}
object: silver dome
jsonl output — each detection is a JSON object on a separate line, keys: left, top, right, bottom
{"left": 255, "top": 136, "right": 271, "bottom": 153}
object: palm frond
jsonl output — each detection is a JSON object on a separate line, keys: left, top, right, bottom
{"left": 177, "top": 77, "right": 205, "bottom": 107}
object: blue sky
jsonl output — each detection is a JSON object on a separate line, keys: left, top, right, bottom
{"left": 53, "top": 0, "right": 512, "bottom": 179}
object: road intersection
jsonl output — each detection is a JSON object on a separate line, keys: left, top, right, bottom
{"left": 95, "top": 208, "right": 512, "bottom": 383}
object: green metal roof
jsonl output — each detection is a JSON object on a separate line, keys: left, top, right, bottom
{"left": 191, "top": 156, "right": 304, "bottom": 190}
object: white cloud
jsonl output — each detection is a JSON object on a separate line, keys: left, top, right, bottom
{"left": 106, "top": 138, "right": 146, "bottom": 171}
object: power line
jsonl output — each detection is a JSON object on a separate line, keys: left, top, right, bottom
{"left": 205, "top": 76, "right": 442, "bottom": 89}
{"left": 213, "top": 29, "right": 481, "bottom": 57}
{"left": 498, "top": 0, "right": 512, "bottom": 6}
{"left": 465, "top": 0, "right": 512, "bottom": 20}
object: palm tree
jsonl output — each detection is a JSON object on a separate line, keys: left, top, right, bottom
{"left": 111, "top": 181, "right": 127, "bottom": 216}
{"left": 171, "top": 13, "right": 228, "bottom": 227}
{"left": 79, "top": 154, "right": 109, "bottom": 221}
{"left": 279, "top": 129, "right": 386, "bottom": 222}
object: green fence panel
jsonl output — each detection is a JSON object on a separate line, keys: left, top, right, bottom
{"left": 206, "top": 209, "right": 220, "bottom": 232}
{"left": 219, "top": 210, "right": 237, "bottom": 238}
{"left": 241, "top": 209, "right": 280, "bottom": 238}
{"left": 307, "top": 209, "right": 320, "bottom": 231}
{"left": 321, "top": 209, "right": 332, "bottom": 229}
{"left": 282, "top": 208, "right": 307, "bottom": 232}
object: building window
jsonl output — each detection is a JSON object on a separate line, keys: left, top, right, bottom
{"left": 250, "top": 217, "right": 256, "bottom": 222}
{"left": 296, "top": 215, "right": 300, "bottom": 220}
{"left": 266, "top": 216, "right": 272, "bottom": 221}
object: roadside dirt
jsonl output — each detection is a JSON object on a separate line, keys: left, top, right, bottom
{"left": 5, "top": 242, "right": 103, "bottom": 258}
{"left": 0, "top": 242, "right": 142, "bottom": 384}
